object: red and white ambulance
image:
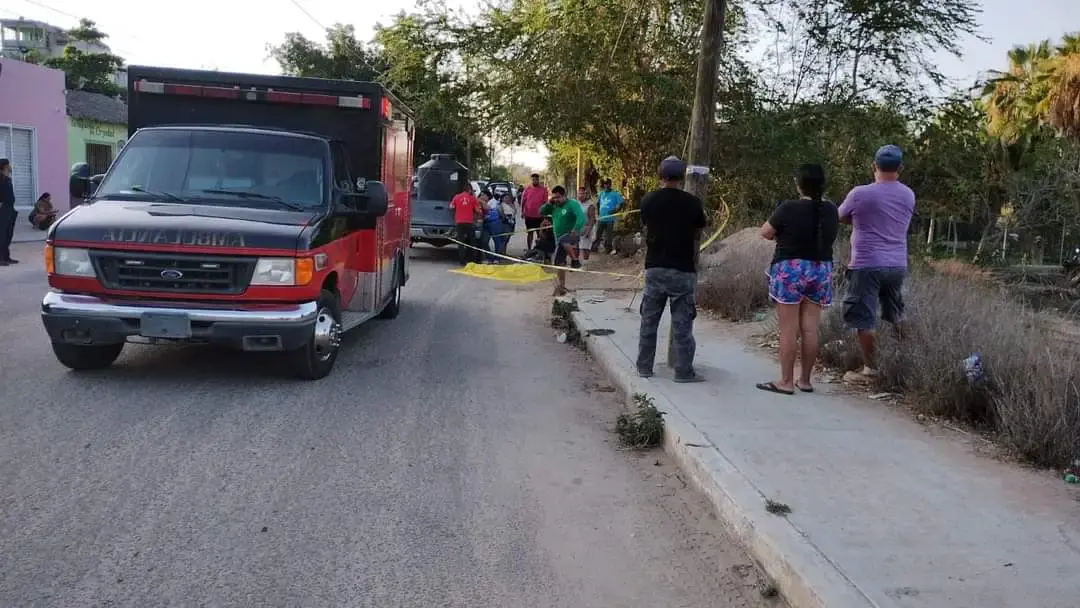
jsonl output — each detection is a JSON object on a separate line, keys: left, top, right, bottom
{"left": 40, "top": 65, "right": 414, "bottom": 379}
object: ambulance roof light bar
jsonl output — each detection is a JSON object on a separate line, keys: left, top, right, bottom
{"left": 134, "top": 79, "right": 372, "bottom": 110}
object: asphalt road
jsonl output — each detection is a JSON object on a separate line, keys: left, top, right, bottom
{"left": 0, "top": 239, "right": 775, "bottom": 608}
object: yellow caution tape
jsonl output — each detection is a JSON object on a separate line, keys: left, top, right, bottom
{"left": 486, "top": 209, "right": 640, "bottom": 239}
{"left": 445, "top": 237, "right": 644, "bottom": 278}
{"left": 445, "top": 199, "right": 729, "bottom": 284}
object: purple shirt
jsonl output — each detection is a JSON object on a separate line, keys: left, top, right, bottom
{"left": 838, "top": 180, "right": 915, "bottom": 269}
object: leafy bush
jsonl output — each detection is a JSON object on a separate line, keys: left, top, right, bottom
{"left": 615, "top": 393, "right": 665, "bottom": 448}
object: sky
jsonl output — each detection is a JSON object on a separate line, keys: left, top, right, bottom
{"left": 3, "top": 0, "right": 1077, "bottom": 169}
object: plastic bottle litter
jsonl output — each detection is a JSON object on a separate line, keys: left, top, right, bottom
{"left": 962, "top": 353, "right": 984, "bottom": 384}
{"left": 1066, "top": 460, "right": 1080, "bottom": 484}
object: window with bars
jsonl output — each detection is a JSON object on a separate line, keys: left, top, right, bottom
{"left": 86, "top": 143, "right": 113, "bottom": 175}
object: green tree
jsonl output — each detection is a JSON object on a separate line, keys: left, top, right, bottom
{"left": 270, "top": 19, "right": 489, "bottom": 169}
{"left": 44, "top": 19, "right": 124, "bottom": 96}
{"left": 371, "top": 9, "right": 490, "bottom": 170}
{"left": 463, "top": 0, "right": 748, "bottom": 188}
{"left": 270, "top": 24, "right": 385, "bottom": 81}
{"left": 755, "top": 0, "right": 981, "bottom": 108}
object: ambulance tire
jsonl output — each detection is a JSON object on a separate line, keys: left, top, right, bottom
{"left": 290, "top": 289, "right": 342, "bottom": 381}
{"left": 378, "top": 259, "right": 403, "bottom": 320}
{"left": 51, "top": 342, "right": 124, "bottom": 371}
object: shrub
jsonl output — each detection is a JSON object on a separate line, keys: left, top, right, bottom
{"left": 615, "top": 393, "right": 665, "bottom": 448}
{"left": 818, "top": 269, "right": 1080, "bottom": 467}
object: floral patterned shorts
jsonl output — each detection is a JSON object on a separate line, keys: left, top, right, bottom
{"left": 766, "top": 259, "right": 834, "bottom": 306}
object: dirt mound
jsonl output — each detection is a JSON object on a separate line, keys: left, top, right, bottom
{"left": 699, "top": 227, "right": 773, "bottom": 272}
{"left": 697, "top": 228, "right": 775, "bottom": 320}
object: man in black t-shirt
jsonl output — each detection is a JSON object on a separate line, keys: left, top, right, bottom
{"left": 636, "top": 156, "right": 708, "bottom": 382}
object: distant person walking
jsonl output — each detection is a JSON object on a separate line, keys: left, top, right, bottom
{"left": 450, "top": 180, "right": 483, "bottom": 266}
{"left": 636, "top": 156, "right": 707, "bottom": 383}
{"left": 520, "top": 173, "right": 549, "bottom": 252}
{"left": 594, "top": 178, "right": 624, "bottom": 254}
{"left": 756, "top": 164, "right": 840, "bottom": 395}
{"left": 839, "top": 144, "right": 916, "bottom": 383}
{"left": 0, "top": 158, "right": 18, "bottom": 266}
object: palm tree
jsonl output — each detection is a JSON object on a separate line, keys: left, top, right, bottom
{"left": 981, "top": 41, "right": 1054, "bottom": 143}
{"left": 1045, "top": 33, "right": 1080, "bottom": 139}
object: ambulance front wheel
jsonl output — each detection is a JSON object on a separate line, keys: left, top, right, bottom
{"left": 290, "top": 290, "right": 342, "bottom": 381}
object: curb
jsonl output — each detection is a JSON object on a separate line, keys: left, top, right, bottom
{"left": 570, "top": 309, "right": 876, "bottom": 608}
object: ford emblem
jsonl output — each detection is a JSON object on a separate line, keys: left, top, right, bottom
{"left": 160, "top": 269, "right": 184, "bottom": 280}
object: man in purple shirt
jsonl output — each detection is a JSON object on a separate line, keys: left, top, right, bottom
{"left": 838, "top": 145, "right": 915, "bottom": 382}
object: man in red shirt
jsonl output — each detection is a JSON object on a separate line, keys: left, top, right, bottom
{"left": 520, "top": 173, "right": 549, "bottom": 252}
{"left": 450, "top": 182, "right": 483, "bottom": 266}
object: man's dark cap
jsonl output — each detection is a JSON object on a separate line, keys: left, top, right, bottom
{"left": 659, "top": 156, "right": 686, "bottom": 180}
{"left": 874, "top": 145, "right": 903, "bottom": 171}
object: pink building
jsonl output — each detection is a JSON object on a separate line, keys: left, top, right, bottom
{"left": 0, "top": 58, "right": 68, "bottom": 210}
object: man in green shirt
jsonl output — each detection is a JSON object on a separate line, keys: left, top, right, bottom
{"left": 539, "top": 185, "right": 586, "bottom": 296}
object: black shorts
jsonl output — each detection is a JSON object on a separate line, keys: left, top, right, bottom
{"left": 524, "top": 217, "right": 543, "bottom": 231}
{"left": 842, "top": 267, "right": 906, "bottom": 331}
{"left": 553, "top": 234, "right": 579, "bottom": 266}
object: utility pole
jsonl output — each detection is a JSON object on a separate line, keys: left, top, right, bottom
{"left": 576, "top": 148, "right": 583, "bottom": 193}
{"left": 668, "top": 0, "right": 727, "bottom": 369}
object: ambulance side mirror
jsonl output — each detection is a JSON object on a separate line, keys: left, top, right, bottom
{"left": 342, "top": 180, "right": 389, "bottom": 217}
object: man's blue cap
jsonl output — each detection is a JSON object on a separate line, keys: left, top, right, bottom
{"left": 658, "top": 156, "right": 686, "bottom": 180}
{"left": 874, "top": 145, "right": 903, "bottom": 171}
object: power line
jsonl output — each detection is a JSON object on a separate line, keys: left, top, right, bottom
{"left": 12, "top": 0, "right": 149, "bottom": 48}
{"left": 16, "top": 0, "right": 77, "bottom": 20}
{"left": 284, "top": 0, "right": 383, "bottom": 79}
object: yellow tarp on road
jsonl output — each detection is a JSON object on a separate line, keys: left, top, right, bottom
{"left": 448, "top": 262, "right": 553, "bottom": 284}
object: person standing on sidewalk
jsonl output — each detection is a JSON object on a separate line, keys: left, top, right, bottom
{"left": 594, "top": 178, "right": 624, "bottom": 254}
{"left": 838, "top": 144, "right": 915, "bottom": 383}
{"left": 450, "top": 181, "right": 483, "bottom": 266}
{"left": 520, "top": 173, "right": 549, "bottom": 252}
{"left": 636, "top": 156, "right": 707, "bottom": 382}
{"left": 756, "top": 164, "right": 839, "bottom": 395}
{"left": 0, "top": 159, "right": 18, "bottom": 266}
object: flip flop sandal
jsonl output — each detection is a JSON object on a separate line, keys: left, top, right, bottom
{"left": 755, "top": 382, "right": 795, "bottom": 395}
{"left": 795, "top": 383, "right": 814, "bottom": 393}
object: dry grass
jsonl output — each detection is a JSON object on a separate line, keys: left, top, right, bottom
{"left": 701, "top": 230, "right": 1080, "bottom": 468}
{"left": 818, "top": 270, "right": 1080, "bottom": 466}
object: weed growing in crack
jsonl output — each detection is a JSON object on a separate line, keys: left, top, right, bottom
{"left": 615, "top": 393, "right": 665, "bottom": 448}
{"left": 765, "top": 499, "right": 792, "bottom": 516}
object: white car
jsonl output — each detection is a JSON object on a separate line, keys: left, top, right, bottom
{"left": 470, "top": 180, "right": 488, "bottom": 196}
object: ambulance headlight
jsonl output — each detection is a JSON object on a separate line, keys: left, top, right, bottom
{"left": 250, "top": 257, "right": 314, "bottom": 286}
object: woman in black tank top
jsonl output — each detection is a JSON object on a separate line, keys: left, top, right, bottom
{"left": 756, "top": 164, "right": 839, "bottom": 395}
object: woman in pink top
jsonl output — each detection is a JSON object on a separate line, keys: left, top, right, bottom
{"left": 520, "top": 173, "right": 549, "bottom": 251}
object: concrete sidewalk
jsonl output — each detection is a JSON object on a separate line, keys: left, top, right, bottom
{"left": 12, "top": 215, "right": 47, "bottom": 244}
{"left": 572, "top": 290, "right": 1080, "bottom": 608}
